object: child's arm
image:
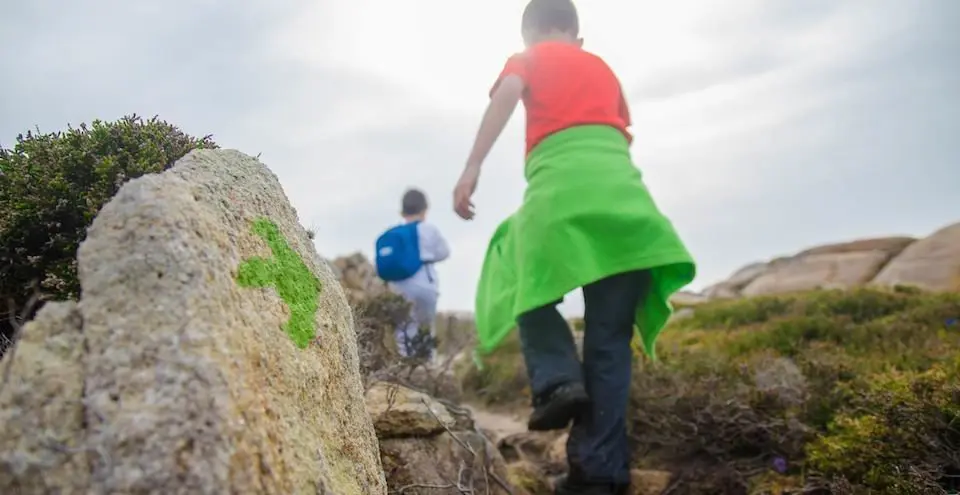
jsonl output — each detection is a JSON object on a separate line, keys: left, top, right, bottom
{"left": 421, "top": 223, "right": 451, "bottom": 263}
{"left": 454, "top": 74, "right": 524, "bottom": 219}
{"left": 432, "top": 230, "right": 451, "bottom": 263}
{"left": 464, "top": 74, "right": 525, "bottom": 170}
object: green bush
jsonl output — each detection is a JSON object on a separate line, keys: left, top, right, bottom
{"left": 0, "top": 115, "right": 217, "bottom": 347}
{"left": 630, "top": 288, "right": 960, "bottom": 494}
{"left": 807, "top": 360, "right": 960, "bottom": 494}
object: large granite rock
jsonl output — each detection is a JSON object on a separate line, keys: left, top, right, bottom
{"left": 739, "top": 237, "right": 915, "bottom": 297}
{"left": 741, "top": 250, "right": 892, "bottom": 297}
{"left": 0, "top": 149, "right": 386, "bottom": 494}
{"left": 701, "top": 236, "right": 920, "bottom": 299}
{"left": 703, "top": 262, "right": 769, "bottom": 299}
{"left": 872, "top": 222, "right": 960, "bottom": 292}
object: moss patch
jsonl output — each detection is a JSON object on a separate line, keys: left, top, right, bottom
{"left": 237, "top": 218, "right": 321, "bottom": 349}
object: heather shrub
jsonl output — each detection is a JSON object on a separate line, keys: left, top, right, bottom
{"left": 0, "top": 115, "right": 217, "bottom": 350}
{"left": 630, "top": 288, "right": 960, "bottom": 494}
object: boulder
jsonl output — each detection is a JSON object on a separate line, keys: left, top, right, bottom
{"left": 0, "top": 149, "right": 386, "bottom": 494}
{"left": 366, "top": 383, "right": 456, "bottom": 438}
{"left": 0, "top": 302, "right": 88, "bottom": 494}
{"left": 703, "top": 237, "right": 919, "bottom": 300}
{"left": 498, "top": 431, "right": 567, "bottom": 474}
{"left": 872, "top": 222, "right": 960, "bottom": 292}
{"left": 736, "top": 235, "right": 919, "bottom": 297}
{"left": 741, "top": 250, "right": 892, "bottom": 297}
{"left": 368, "top": 383, "right": 515, "bottom": 494}
{"left": 703, "top": 262, "right": 769, "bottom": 299}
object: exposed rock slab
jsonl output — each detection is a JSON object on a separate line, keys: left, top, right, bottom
{"left": 794, "top": 236, "right": 915, "bottom": 257}
{"left": 741, "top": 250, "right": 892, "bottom": 297}
{"left": 702, "top": 236, "right": 922, "bottom": 300}
{"left": 872, "top": 222, "right": 960, "bottom": 292}
{"left": 703, "top": 262, "right": 769, "bottom": 299}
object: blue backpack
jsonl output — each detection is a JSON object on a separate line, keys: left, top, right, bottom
{"left": 375, "top": 222, "right": 423, "bottom": 282}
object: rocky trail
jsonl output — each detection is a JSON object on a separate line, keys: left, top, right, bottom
{"left": 464, "top": 405, "right": 529, "bottom": 441}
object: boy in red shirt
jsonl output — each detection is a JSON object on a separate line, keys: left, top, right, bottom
{"left": 454, "top": 0, "right": 696, "bottom": 493}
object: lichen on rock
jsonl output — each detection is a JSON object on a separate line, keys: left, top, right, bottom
{"left": 237, "top": 217, "right": 322, "bottom": 349}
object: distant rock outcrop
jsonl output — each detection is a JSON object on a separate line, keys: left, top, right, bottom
{"left": 740, "top": 236, "right": 915, "bottom": 297}
{"left": 687, "top": 221, "right": 960, "bottom": 303}
{"left": 330, "top": 252, "right": 391, "bottom": 307}
{"left": 872, "top": 222, "right": 960, "bottom": 292}
{"left": 0, "top": 150, "right": 386, "bottom": 494}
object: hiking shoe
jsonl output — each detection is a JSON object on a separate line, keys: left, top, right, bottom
{"left": 528, "top": 382, "right": 590, "bottom": 431}
{"left": 554, "top": 476, "right": 629, "bottom": 495}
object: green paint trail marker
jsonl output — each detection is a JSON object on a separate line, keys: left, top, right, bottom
{"left": 237, "top": 218, "right": 322, "bottom": 349}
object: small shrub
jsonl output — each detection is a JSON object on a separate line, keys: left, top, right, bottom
{"left": 629, "top": 288, "right": 960, "bottom": 494}
{"left": 0, "top": 115, "right": 216, "bottom": 350}
{"left": 353, "top": 292, "right": 411, "bottom": 383}
{"left": 807, "top": 360, "right": 960, "bottom": 493}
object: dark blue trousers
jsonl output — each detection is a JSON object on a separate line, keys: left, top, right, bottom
{"left": 517, "top": 270, "right": 648, "bottom": 485}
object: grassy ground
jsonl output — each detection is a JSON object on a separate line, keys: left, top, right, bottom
{"left": 457, "top": 287, "right": 960, "bottom": 494}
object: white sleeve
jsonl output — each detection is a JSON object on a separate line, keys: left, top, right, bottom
{"left": 418, "top": 222, "right": 450, "bottom": 263}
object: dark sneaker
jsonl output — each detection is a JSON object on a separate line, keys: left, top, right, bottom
{"left": 528, "top": 382, "right": 590, "bottom": 431}
{"left": 554, "top": 476, "right": 629, "bottom": 495}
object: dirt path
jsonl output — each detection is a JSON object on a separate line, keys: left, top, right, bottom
{"left": 464, "top": 404, "right": 528, "bottom": 440}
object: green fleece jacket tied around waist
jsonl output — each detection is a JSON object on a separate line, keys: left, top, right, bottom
{"left": 474, "top": 125, "right": 697, "bottom": 359}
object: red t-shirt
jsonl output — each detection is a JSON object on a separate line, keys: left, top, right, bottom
{"left": 490, "top": 41, "right": 633, "bottom": 155}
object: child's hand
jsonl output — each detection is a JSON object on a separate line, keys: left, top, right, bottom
{"left": 454, "top": 164, "right": 480, "bottom": 220}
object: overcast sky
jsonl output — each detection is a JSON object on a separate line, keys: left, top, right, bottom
{"left": 2, "top": 0, "right": 958, "bottom": 315}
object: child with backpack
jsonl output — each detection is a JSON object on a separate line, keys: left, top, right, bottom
{"left": 452, "top": 1, "right": 697, "bottom": 493}
{"left": 375, "top": 188, "right": 450, "bottom": 360}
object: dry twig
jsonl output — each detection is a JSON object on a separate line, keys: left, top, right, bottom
{"left": 420, "top": 397, "right": 514, "bottom": 495}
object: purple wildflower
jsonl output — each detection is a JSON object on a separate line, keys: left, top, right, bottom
{"left": 772, "top": 456, "right": 788, "bottom": 474}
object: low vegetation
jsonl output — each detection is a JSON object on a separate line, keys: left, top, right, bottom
{"left": 0, "top": 115, "right": 216, "bottom": 353}
{"left": 457, "top": 288, "right": 960, "bottom": 494}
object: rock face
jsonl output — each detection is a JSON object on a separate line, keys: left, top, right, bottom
{"left": 0, "top": 302, "right": 88, "bottom": 494}
{"left": 0, "top": 150, "right": 386, "bottom": 494}
{"left": 703, "top": 262, "right": 769, "bottom": 300}
{"left": 699, "top": 234, "right": 942, "bottom": 300}
{"left": 739, "top": 237, "right": 915, "bottom": 297}
{"left": 367, "top": 383, "right": 514, "bottom": 494}
{"left": 740, "top": 250, "right": 893, "bottom": 297}
{"left": 872, "top": 222, "right": 960, "bottom": 292}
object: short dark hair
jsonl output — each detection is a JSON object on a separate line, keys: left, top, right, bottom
{"left": 522, "top": 0, "right": 579, "bottom": 37}
{"left": 401, "top": 188, "right": 428, "bottom": 216}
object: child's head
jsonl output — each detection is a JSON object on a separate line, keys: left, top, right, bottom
{"left": 401, "top": 188, "right": 429, "bottom": 220}
{"left": 521, "top": 0, "right": 580, "bottom": 48}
